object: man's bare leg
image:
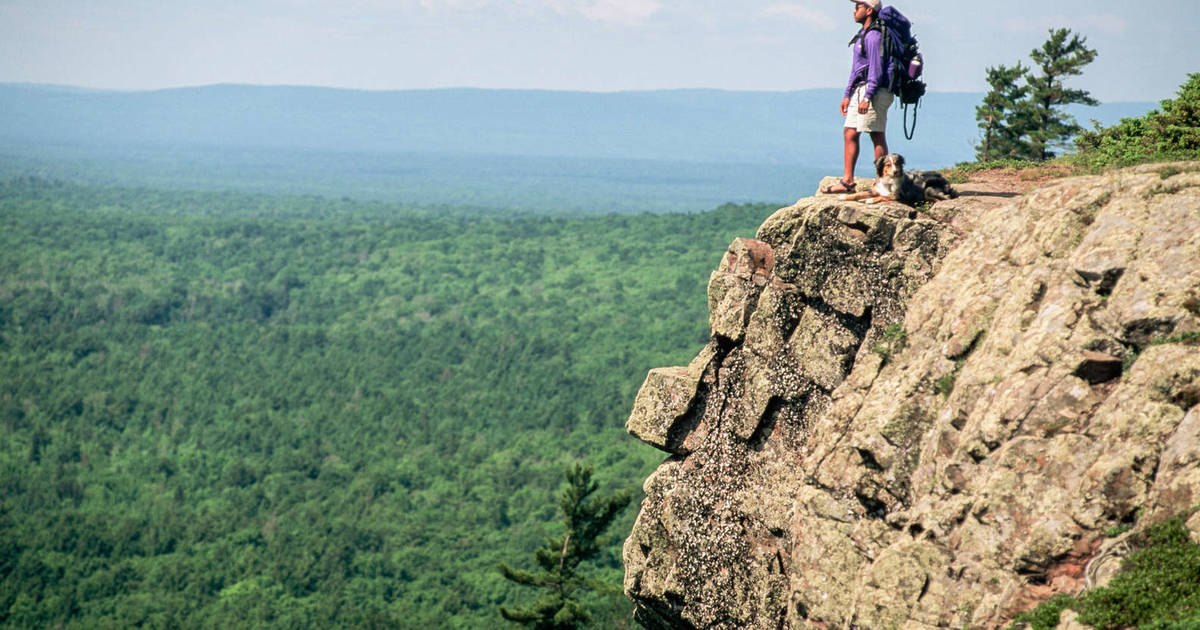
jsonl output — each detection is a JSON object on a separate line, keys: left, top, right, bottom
{"left": 870, "top": 131, "right": 888, "bottom": 163}
{"left": 840, "top": 126, "right": 860, "bottom": 190}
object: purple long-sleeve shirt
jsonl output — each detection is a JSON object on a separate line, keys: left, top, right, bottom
{"left": 844, "top": 27, "right": 889, "bottom": 101}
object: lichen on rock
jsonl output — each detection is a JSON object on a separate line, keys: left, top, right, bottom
{"left": 624, "top": 164, "right": 1200, "bottom": 630}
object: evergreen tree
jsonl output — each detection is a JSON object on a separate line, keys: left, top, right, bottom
{"left": 1024, "top": 28, "right": 1099, "bottom": 161}
{"left": 498, "top": 464, "right": 633, "bottom": 630}
{"left": 975, "top": 63, "right": 1031, "bottom": 161}
{"left": 974, "top": 29, "right": 1098, "bottom": 161}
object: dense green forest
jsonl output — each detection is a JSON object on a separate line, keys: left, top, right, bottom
{"left": 0, "top": 177, "right": 777, "bottom": 628}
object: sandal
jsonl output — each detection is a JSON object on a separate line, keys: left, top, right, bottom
{"left": 820, "top": 179, "right": 856, "bottom": 194}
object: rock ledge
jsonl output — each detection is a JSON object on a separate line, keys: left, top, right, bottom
{"left": 624, "top": 163, "right": 1200, "bottom": 630}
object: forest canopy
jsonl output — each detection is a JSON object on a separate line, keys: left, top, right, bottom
{"left": 0, "top": 178, "right": 777, "bottom": 628}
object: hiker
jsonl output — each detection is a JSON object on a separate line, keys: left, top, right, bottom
{"left": 823, "top": 0, "right": 894, "bottom": 195}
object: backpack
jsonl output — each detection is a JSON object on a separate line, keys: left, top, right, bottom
{"left": 851, "top": 5, "right": 926, "bottom": 139}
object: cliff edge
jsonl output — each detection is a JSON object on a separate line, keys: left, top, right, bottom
{"left": 623, "top": 163, "right": 1200, "bottom": 629}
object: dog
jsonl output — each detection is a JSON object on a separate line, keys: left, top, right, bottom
{"left": 840, "top": 154, "right": 957, "bottom": 205}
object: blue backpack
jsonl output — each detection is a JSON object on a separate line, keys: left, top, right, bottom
{"left": 851, "top": 5, "right": 926, "bottom": 139}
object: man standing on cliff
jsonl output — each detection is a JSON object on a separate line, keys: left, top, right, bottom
{"left": 822, "top": 0, "right": 894, "bottom": 194}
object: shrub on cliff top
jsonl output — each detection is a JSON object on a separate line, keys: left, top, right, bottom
{"left": 1073, "top": 73, "right": 1200, "bottom": 168}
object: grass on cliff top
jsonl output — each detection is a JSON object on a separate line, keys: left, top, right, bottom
{"left": 941, "top": 156, "right": 1199, "bottom": 187}
{"left": 941, "top": 158, "right": 1081, "bottom": 184}
{"left": 1007, "top": 509, "right": 1200, "bottom": 630}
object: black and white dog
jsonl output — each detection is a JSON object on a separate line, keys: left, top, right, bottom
{"left": 841, "top": 154, "right": 957, "bottom": 205}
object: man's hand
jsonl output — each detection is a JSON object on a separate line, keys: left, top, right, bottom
{"left": 857, "top": 99, "right": 870, "bottom": 114}
{"left": 840, "top": 97, "right": 851, "bottom": 116}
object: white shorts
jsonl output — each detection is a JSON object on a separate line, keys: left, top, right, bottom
{"left": 845, "top": 84, "right": 893, "bottom": 133}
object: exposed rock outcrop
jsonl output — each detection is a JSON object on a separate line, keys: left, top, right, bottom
{"left": 623, "top": 163, "right": 1200, "bottom": 629}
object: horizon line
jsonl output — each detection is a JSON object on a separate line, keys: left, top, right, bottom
{"left": 0, "top": 81, "right": 1161, "bottom": 104}
{"left": 0, "top": 80, "right": 988, "bottom": 97}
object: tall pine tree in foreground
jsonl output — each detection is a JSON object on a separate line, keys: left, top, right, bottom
{"left": 1025, "top": 28, "right": 1100, "bottom": 160}
{"left": 498, "top": 464, "right": 633, "bottom": 630}
{"left": 975, "top": 28, "right": 1098, "bottom": 161}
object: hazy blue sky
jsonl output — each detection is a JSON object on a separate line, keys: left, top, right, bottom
{"left": 2, "top": 0, "right": 1196, "bottom": 102}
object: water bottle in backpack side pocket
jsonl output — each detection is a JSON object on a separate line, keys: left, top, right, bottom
{"left": 908, "top": 53, "right": 923, "bottom": 79}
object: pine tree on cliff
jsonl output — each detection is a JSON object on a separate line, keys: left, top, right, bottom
{"left": 1024, "top": 28, "right": 1099, "bottom": 161}
{"left": 498, "top": 463, "right": 632, "bottom": 630}
{"left": 974, "top": 28, "right": 1098, "bottom": 161}
{"left": 975, "top": 63, "right": 1031, "bottom": 160}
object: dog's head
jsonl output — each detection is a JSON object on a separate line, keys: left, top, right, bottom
{"left": 875, "top": 153, "right": 906, "bottom": 178}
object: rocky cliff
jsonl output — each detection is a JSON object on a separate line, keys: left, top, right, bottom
{"left": 622, "top": 163, "right": 1200, "bottom": 629}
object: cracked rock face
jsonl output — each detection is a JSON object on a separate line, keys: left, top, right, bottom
{"left": 623, "top": 164, "right": 1200, "bottom": 630}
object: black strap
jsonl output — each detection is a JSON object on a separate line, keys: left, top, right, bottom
{"left": 848, "top": 22, "right": 877, "bottom": 47}
{"left": 902, "top": 99, "right": 918, "bottom": 140}
{"left": 853, "top": 20, "right": 915, "bottom": 98}
{"left": 851, "top": 22, "right": 900, "bottom": 93}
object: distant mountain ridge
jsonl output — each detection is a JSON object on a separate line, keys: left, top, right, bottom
{"left": 0, "top": 83, "right": 1157, "bottom": 212}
